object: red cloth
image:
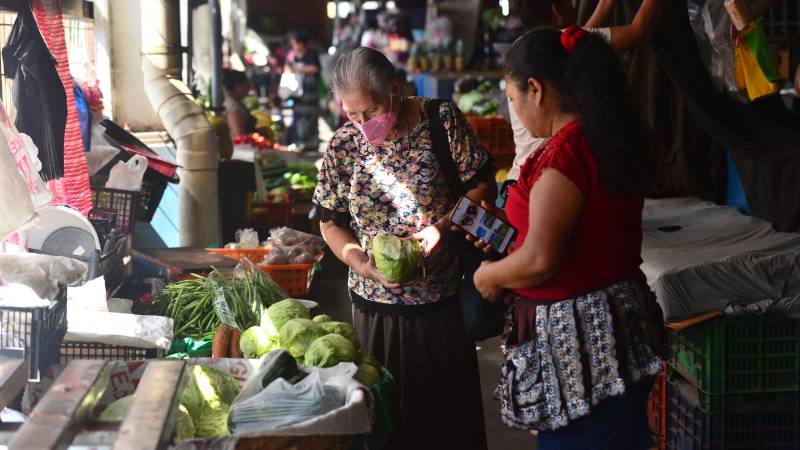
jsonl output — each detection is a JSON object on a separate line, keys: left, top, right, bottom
{"left": 505, "top": 121, "right": 644, "bottom": 301}
{"left": 31, "top": 0, "right": 92, "bottom": 214}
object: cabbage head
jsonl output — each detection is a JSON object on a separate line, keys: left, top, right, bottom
{"left": 355, "top": 363, "right": 382, "bottom": 386}
{"left": 240, "top": 326, "right": 272, "bottom": 358}
{"left": 319, "top": 321, "right": 360, "bottom": 350}
{"left": 312, "top": 314, "right": 332, "bottom": 324}
{"left": 371, "top": 235, "right": 421, "bottom": 282}
{"left": 262, "top": 299, "right": 310, "bottom": 339}
{"left": 180, "top": 365, "right": 239, "bottom": 421}
{"left": 98, "top": 395, "right": 135, "bottom": 421}
{"left": 193, "top": 402, "right": 230, "bottom": 438}
{"left": 278, "top": 318, "right": 326, "bottom": 358}
{"left": 175, "top": 404, "right": 195, "bottom": 441}
{"left": 304, "top": 334, "right": 357, "bottom": 368}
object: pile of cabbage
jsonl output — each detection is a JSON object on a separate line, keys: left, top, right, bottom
{"left": 98, "top": 364, "right": 240, "bottom": 441}
{"left": 240, "top": 299, "right": 382, "bottom": 386}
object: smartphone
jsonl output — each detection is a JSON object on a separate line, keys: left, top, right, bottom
{"left": 450, "top": 196, "right": 517, "bottom": 254}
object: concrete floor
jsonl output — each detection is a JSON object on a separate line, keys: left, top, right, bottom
{"left": 309, "top": 252, "right": 534, "bottom": 450}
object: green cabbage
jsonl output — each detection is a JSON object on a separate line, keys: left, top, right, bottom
{"left": 262, "top": 299, "right": 310, "bottom": 339}
{"left": 312, "top": 314, "right": 332, "bottom": 324}
{"left": 180, "top": 365, "right": 239, "bottom": 421}
{"left": 175, "top": 404, "right": 195, "bottom": 441}
{"left": 371, "top": 235, "right": 421, "bottom": 282}
{"left": 304, "top": 334, "right": 357, "bottom": 368}
{"left": 98, "top": 395, "right": 135, "bottom": 421}
{"left": 319, "top": 321, "right": 360, "bottom": 350}
{"left": 193, "top": 402, "right": 230, "bottom": 438}
{"left": 355, "top": 363, "right": 382, "bottom": 386}
{"left": 278, "top": 318, "right": 326, "bottom": 358}
{"left": 240, "top": 326, "right": 272, "bottom": 358}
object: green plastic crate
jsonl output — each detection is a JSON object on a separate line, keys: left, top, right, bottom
{"left": 668, "top": 314, "right": 800, "bottom": 412}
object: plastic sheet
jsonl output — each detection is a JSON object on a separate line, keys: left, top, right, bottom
{"left": 0, "top": 254, "right": 87, "bottom": 302}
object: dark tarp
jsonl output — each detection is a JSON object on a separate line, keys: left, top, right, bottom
{"left": 577, "top": 0, "right": 800, "bottom": 231}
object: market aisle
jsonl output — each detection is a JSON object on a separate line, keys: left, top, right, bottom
{"left": 310, "top": 254, "right": 535, "bottom": 449}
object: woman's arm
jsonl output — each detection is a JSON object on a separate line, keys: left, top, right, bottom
{"left": 608, "top": 0, "right": 659, "bottom": 53}
{"left": 584, "top": 0, "right": 617, "bottom": 29}
{"left": 473, "top": 168, "right": 583, "bottom": 300}
{"left": 320, "top": 221, "right": 401, "bottom": 288}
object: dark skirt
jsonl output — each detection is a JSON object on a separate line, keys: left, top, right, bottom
{"left": 351, "top": 292, "right": 488, "bottom": 450}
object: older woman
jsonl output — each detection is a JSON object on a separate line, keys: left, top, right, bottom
{"left": 472, "top": 27, "right": 664, "bottom": 449}
{"left": 311, "top": 47, "right": 493, "bottom": 450}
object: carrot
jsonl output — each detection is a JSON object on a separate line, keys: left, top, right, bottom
{"left": 229, "top": 327, "right": 243, "bottom": 358}
{"left": 212, "top": 324, "right": 232, "bottom": 358}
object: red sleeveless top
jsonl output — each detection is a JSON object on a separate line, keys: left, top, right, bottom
{"left": 505, "top": 121, "right": 644, "bottom": 301}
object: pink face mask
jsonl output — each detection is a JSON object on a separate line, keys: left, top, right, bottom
{"left": 353, "top": 96, "right": 398, "bottom": 145}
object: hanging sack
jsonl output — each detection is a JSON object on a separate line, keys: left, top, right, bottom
{"left": 741, "top": 18, "right": 780, "bottom": 82}
{"left": 734, "top": 38, "right": 779, "bottom": 101}
{"left": 426, "top": 99, "right": 505, "bottom": 342}
{"left": 0, "top": 102, "right": 52, "bottom": 211}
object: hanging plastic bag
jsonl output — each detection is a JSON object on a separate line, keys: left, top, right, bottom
{"left": 734, "top": 38, "right": 779, "bottom": 101}
{"left": 688, "top": 0, "right": 740, "bottom": 93}
{"left": 0, "top": 132, "right": 35, "bottom": 240}
{"left": 278, "top": 72, "right": 303, "bottom": 100}
{"left": 104, "top": 154, "right": 147, "bottom": 191}
{"left": 0, "top": 103, "right": 52, "bottom": 211}
{"left": 741, "top": 17, "right": 780, "bottom": 82}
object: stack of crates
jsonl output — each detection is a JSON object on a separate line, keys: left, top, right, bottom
{"left": 666, "top": 314, "right": 800, "bottom": 449}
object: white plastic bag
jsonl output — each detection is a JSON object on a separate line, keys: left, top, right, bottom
{"left": 0, "top": 133, "right": 35, "bottom": 240}
{"left": 229, "top": 362, "right": 357, "bottom": 433}
{"left": 234, "top": 229, "right": 260, "bottom": 249}
{"left": 0, "top": 102, "right": 52, "bottom": 211}
{"left": 105, "top": 154, "right": 148, "bottom": 191}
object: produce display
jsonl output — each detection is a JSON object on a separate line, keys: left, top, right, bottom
{"left": 232, "top": 132, "right": 275, "bottom": 150}
{"left": 370, "top": 235, "right": 423, "bottom": 282}
{"left": 255, "top": 154, "right": 318, "bottom": 202}
{"left": 148, "top": 263, "right": 289, "bottom": 340}
{"left": 239, "top": 299, "right": 382, "bottom": 387}
{"left": 456, "top": 80, "right": 502, "bottom": 117}
{"left": 96, "top": 364, "right": 239, "bottom": 442}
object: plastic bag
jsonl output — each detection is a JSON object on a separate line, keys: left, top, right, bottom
{"left": 0, "top": 102, "right": 52, "bottom": 212}
{"left": 263, "top": 245, "right": 317, "bottom": 265}
{"left": 234, "top": 229, "right": 260, "bottom": 249}
{"left": 688, "top": 0, "right": 739, "bottom": 93}
{"left": 269, "top": 227, "right": 326, "bottom": 254}
{"left": 228, "top": 362, "right": 356, "bottom": 433}
{"left": 0, "top": 254, "right": 87, "bottom": 302}
{"left": 105, "top": 154, "right": 147, "bottom": 191}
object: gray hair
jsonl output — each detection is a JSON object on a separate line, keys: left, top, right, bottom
{"left": 330, "top": 47, "right": 396, "bottom": 96}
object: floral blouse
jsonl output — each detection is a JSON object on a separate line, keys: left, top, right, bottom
{"left": 312, "top": 99, "right": 492, "bottom": 304}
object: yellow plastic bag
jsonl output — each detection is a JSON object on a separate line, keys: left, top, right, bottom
{"left": 734, "top": 41, "right": 779, "bottom": 101}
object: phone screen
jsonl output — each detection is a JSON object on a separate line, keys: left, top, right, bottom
{"left": 450, "top": 196, "right": 517, "bottom": 254}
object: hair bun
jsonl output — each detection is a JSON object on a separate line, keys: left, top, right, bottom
{"left": 560, "top": 25, "right": 587, "bottom": 54}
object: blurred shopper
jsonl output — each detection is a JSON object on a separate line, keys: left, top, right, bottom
{"left": 222, "top": 69, "right": 257, "bottom": 137}
{"left": 285, "top": 32, "right": 320, "bottom": 151}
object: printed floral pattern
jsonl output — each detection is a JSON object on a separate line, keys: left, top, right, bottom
{"left": 313, "top": 99, "right": 489, "bottom": 304}
{"left": 497, "top": 280, "right": 662, "bottom": 431}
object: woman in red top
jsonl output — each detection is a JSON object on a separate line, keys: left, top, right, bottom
{"left": 473, "top": 27, "right": 664, "bottom": 449}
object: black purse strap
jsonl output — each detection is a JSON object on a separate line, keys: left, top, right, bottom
{"left": 425, "top": 99, "right": 465, "bottom": 203}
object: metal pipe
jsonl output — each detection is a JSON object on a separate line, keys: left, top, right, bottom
{"left": 209, "top": 0, "right": 223, "bottom": 111}
{"left": 141, "top": 0, "right": 219, "bottom": 247}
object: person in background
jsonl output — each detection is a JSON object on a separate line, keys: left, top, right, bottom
{"left": 312, "top": 47, "right": 493, "bottom": 450}
{"left": 505, "top": 0, "right": 659, "bottom": 182}
{"left": 286, "top": 32, "right": 321, "bottom": 151}
{"left": 472, "top": 27, "right": 664, "bottom": 449}
{"left": 222, "top": 68, "right": 257, "bottom": 137}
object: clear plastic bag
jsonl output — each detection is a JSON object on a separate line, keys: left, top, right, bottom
{"left": 234, "top": 229, "right": 260, "bottom": 249}
{"left": 269, "top": 227, "right": 326, "bottom": 254}
{"left": 688, "top": 0, "right": 739, "bottom": 93}
{"left": 263, "top": 245, "right": 317, "bottom": 265}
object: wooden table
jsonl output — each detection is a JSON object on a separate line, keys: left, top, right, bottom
{"left": 133, "top": 247, "right": 239, "bottom": 278}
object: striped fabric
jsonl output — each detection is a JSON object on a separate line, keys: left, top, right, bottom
{"left": 30, "top": 0, "right": 92, "bottom": 214}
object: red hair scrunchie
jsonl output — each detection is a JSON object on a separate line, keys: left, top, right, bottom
{"left": 560, "top": 25, "right": 587, "bottom": 54}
